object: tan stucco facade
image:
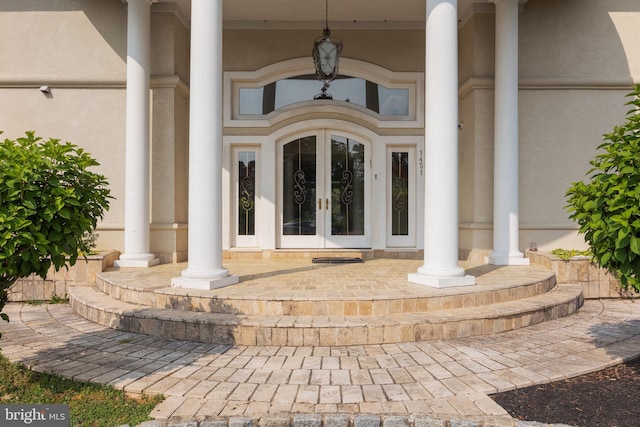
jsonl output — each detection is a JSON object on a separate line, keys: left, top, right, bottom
{"left": 457, "top": 0, "right": 639, "bottom": 260}
{"left": 1, "top": 0, "right": 639, "bottom": 263}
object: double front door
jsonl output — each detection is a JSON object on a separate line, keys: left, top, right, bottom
{"left": 278, "top": 130, "right": 370, "bottom": 248}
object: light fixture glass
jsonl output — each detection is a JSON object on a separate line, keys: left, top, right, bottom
{"left": 312, "top": 0, "right": 342, "bottom": 99}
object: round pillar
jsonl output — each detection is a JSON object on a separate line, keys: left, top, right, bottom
{"left": 172, "top": 0, "right": 238, "bottom": 290}
{"left": 409, "top": 0, "right": 475, "bottom": 288}
{"left": 116, "top": 0, "right": 159, "bottom": 268}
{"left": 488, "top": 0, "right": 529, "bottom": 266}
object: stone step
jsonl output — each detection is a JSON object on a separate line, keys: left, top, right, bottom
{"left": 68, "top": 283, "right": 583, "bottom": 347}
{"left": 95, "top": 267, "right": 558, "bottom": 316}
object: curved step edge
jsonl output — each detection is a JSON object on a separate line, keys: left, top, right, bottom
{"left": 68, "top": 284, "right": 583, "bottom": 347}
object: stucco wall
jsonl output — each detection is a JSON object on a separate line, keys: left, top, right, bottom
{"left": 149, "top": 11, "right": 190, "bottom": 263}
{"left": 458, "top": 0, "right": 639, "bottom": 260}
{"left": 520, "top": 0, "right": 639, "bottom": 81}
{"left": 517, "top": 0, "right": 637, "bottom": 252}
{"left": 458, "top": 10, "right": 497, "bottom": 261}
{"left": 223, "top": 29, "right": 425, "bottom": 73}
{"left": 0, "top": 1, "right": 189, "bottom": 262}
{"left": 0, "top": 1, "right": 127, "bottom": 252}
{"left": 0, "top": 1, "right": 127, "bottom": 80}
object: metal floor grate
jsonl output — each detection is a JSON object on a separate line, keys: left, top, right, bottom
{"left": 311, "top": 257, "right": 364, "bottom": 264}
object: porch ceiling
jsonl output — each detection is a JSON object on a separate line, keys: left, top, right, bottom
{"left": 163, "top": 0, "right": 498, "bottom": 29}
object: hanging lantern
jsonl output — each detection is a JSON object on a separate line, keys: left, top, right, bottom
{"left": 312, "top": 0, "right": 342, "bottom": 99}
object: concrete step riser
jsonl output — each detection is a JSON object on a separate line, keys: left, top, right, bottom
{"left": 95, "top": 275, "right": 558, "bottom": 316}
{"left": 68, "top": 285, "right": 583, "bottom": 346}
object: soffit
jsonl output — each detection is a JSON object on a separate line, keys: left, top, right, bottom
{"left": 159, "top": 0, "right": 518, "bottom": 29}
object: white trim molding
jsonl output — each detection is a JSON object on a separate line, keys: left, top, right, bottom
{"left": 224, "top": 57, "right": 423, "bottom": 129}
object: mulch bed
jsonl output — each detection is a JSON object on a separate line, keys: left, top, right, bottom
{"left": 491, "top": 357, "right": 640, "bottom": 427}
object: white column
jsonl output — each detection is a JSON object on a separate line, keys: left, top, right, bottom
{"left": 409, "top": 0, "right": 475, "bottom": 288}
{"left": 488, "top": 0, "right": 529, "bottom": 265}
{"left": 115, "top": 0, "right": 159, "bottom": 268}
{"left": 172, "top": 0, "right": 238, "bottom": 290}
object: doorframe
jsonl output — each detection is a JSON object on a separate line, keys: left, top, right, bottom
{"left": 386, "top": 145, "right": 417, "bottom": 248}
{"left": 274, "top": 121, "right": 375, "bottom": 249}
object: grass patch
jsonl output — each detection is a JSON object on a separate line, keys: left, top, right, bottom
{"left": 25, "top": 294, "right": 69, "bottom": 306}
{"left": 551, "top": 248, "right": 592, "bottom": 261}
{"left": 0, "top": 353, "right": 163, "bottom": 427}
{"left": 50, "top": 294, "right": 69, "bottom": 304}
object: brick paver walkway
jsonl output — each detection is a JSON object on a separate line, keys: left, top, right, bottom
{"left": 1, "top": 298, "right": 639, "bottom": 426}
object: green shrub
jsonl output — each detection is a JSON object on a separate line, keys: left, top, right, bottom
{"left": 0, "top": 132, "right": 111, "bottom": 336}
{"left": 566, "top": 85, "right": 640, "bottom": 292}
{"left": 550, "top": 248, "right": 592, "bottom": 261}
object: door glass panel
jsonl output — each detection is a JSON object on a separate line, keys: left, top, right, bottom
{"left": 283, "top": 137, "right": 317, "bottom": 235}
{"left": 238, "top": 151, "right": 256, "bottom": 236}
{"left": 391, "top": 151, "right": 409, "bottom": 235}
{"left": 331, "top": 136, "right": 365, "bottom": 236}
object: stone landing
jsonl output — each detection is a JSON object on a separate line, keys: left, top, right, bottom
{"left": 68, "top": 259, "right": 583, "bottom": 346}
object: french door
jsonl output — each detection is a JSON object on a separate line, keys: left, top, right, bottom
{"left": 278, "top": 130, "right": 370, "bottom": 248}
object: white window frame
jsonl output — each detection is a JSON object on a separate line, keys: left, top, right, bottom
{"left": 224, "top": 57, "right": 423, "bottom": 129}
{"left": 386, "top": 145, "right": 416, "bottom": 248}
{"left": 233, "top": 146, "right": 261, "bottom": 248}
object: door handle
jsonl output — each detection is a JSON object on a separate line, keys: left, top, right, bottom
{"left": 318, "top": 198, "right": 322, "bottom": 210}
{"left": 326, "top": 198, "right": 330, "bottom": 210}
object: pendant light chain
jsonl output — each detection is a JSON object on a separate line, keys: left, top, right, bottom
{"left": 325, "top": 0, "right": 329, "bottom": 31}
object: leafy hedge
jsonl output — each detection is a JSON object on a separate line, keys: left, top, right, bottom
{"left": 566, "top": 85, "right": 640, "bottom": 292}
{"left": 0, "top": 132, "right": 111, "bottom": 336}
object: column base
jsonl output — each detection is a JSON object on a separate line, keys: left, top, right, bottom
{"left": 487, "top": 251, "right": 530, "bottom": 266}
{"left": 171, "top": 274, "right": 239, "bottom": 290}
{"left": 114, "top": 254, "right": 160, "bottom": 268}
{"left": 408, "top": 272, "right": 476, "bottom": 288}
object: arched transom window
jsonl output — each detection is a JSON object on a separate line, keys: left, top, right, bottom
{"left": 239, "top": 75, "right": 409, "bottom": 116}
{"left": 224, "top": 58, "right": 423, "bottom": 129}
